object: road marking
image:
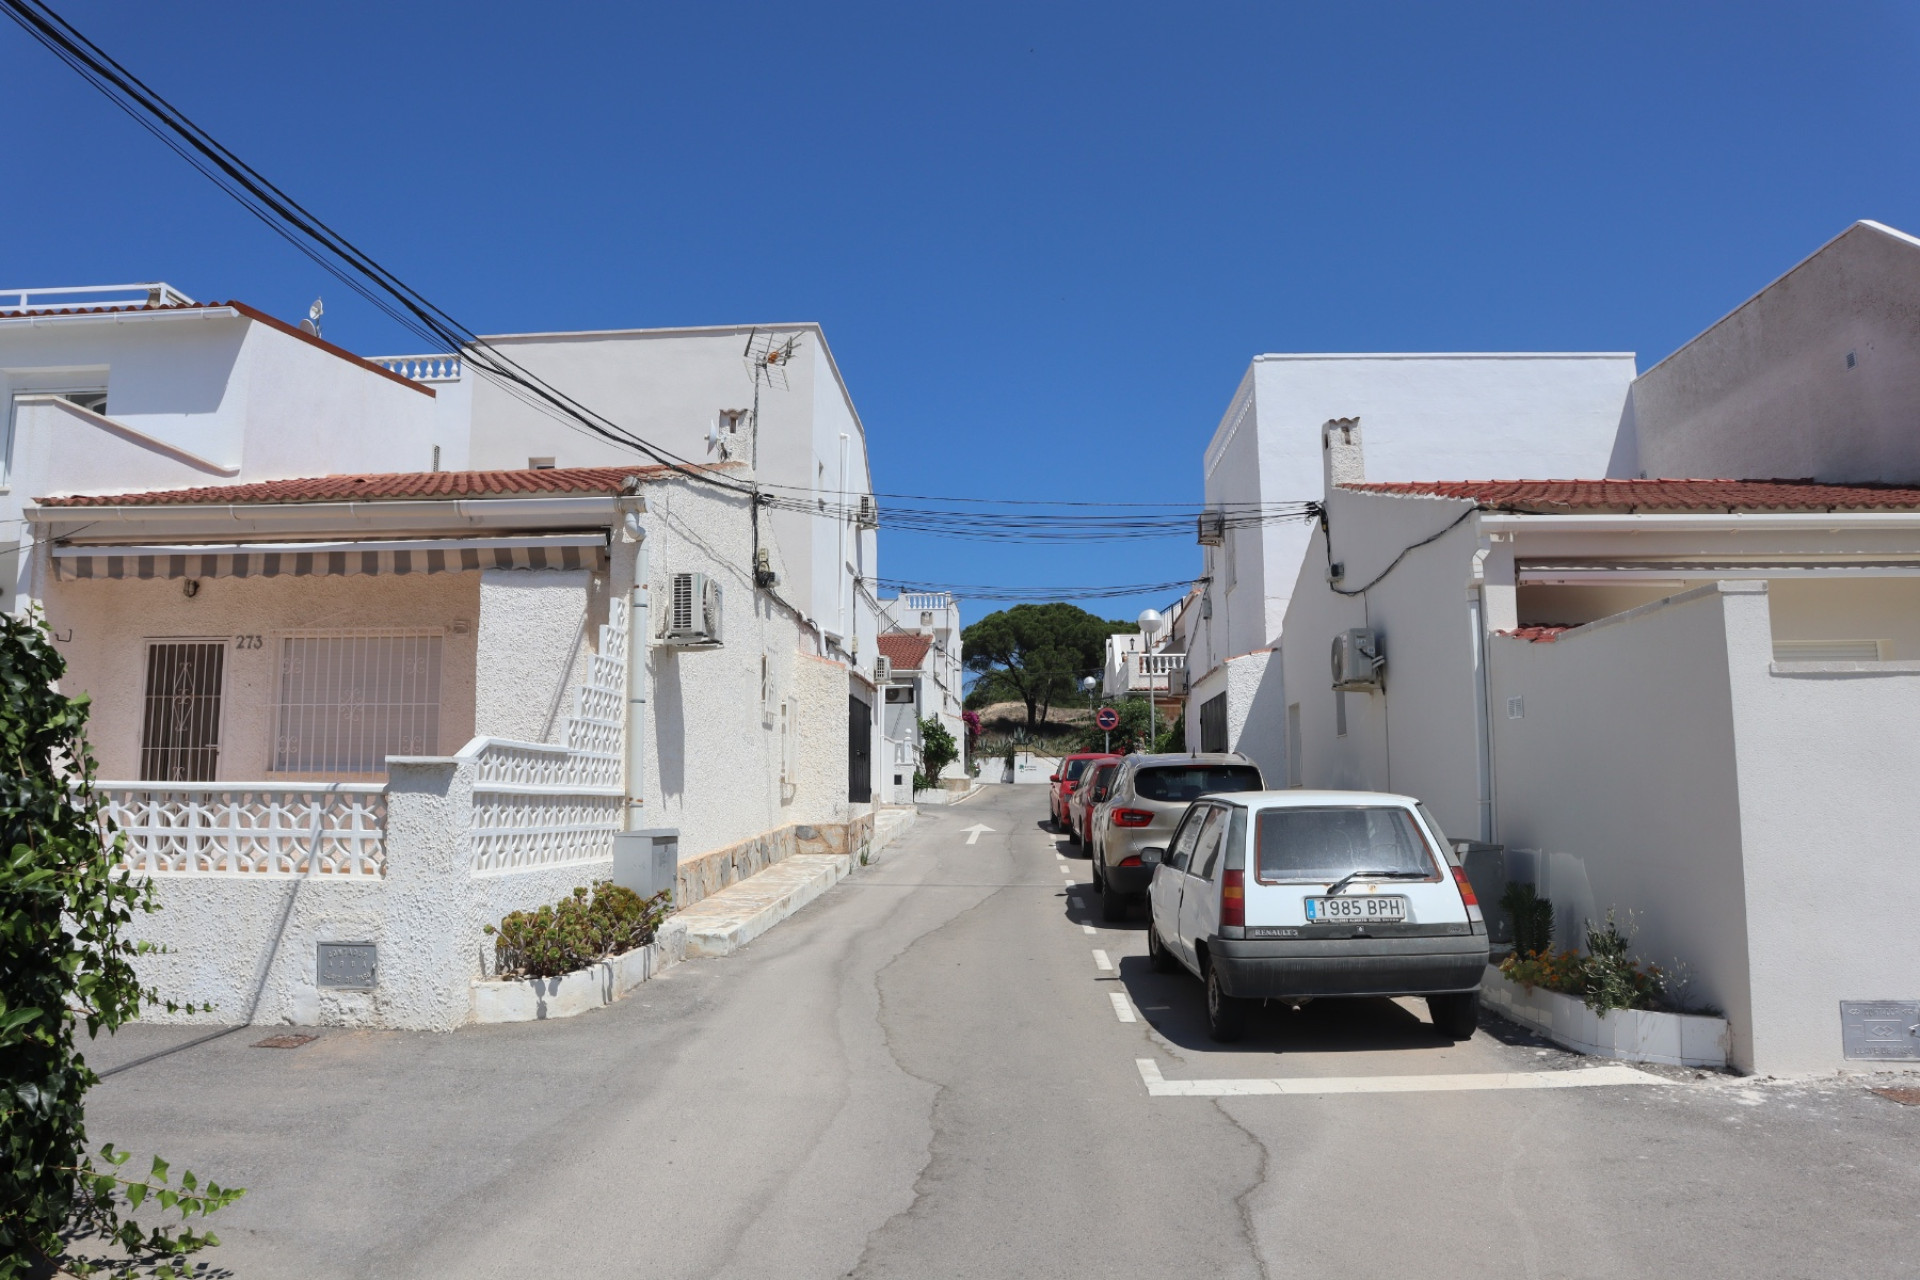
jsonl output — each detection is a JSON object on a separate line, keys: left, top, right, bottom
{"left": 1110, "top": 993, "right": 1137, "bottom": 1023}
{"left": 1132, "top": 1059, "right": 1662, "bottom": 1097}
{"left": 1092, "top": 949, "right": 1112, "bottom": 970}
{"left": 1082, "top": 924, "right": 1097, "bottom": 935}
{"left": 962, "top": 823, "right": 994, "bottom": 845}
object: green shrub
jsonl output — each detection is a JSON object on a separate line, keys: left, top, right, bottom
{"left": 0, "top": 609, "right": 241, "bottom": 1277}
{"left": 486, "top": 881, "right": 673, "bottom": 980}
{"left": 1496, "top": 908, "right": 1664, "bottom": 1015}
{"left": 1499, "top": 881, "right": 1555, "bottom": 956}
{"left": 918, "top": 717, "right": 958, "bottom": 783}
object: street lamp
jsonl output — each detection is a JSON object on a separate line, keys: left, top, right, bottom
{"left": 1138, "top": 608, "right": 1167, "bottom": 750}
{"left": 1080, "top": 675, "right": 1101, "bottom": 752}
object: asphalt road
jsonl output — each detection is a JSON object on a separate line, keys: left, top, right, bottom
{"left": 84, "top": 786, "right": 1920, "bottom": 1278}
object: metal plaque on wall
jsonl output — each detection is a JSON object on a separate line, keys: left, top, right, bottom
{"left": 1840, "top": 1001, "right": 1920, "bottom": 1060}
{"left": 317, "top": 942, "right": 378, "bottom": 990}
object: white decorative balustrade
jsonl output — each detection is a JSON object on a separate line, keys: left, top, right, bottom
{"left": 465, "top": 604, "right": 627, "bottom": 873}
{"left": 371, "top": 353, "right": 464, "bottom": 383}
{"left": 99, "top": 784, "right": 388, "bottom": 876}
{"left": 902, "top": 592, "right": 953, "bottom": 612}
{"left": 1125, "top": 651, "right": 1188, "bottom": 692}
{"left": 1, "top": 282, "right": 194, "bottom": 312}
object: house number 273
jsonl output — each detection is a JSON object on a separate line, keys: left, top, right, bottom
{"left": 234, "top": 634, "right": 263, "bottom": 649}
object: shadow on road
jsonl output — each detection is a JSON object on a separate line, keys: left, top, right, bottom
{"left": 1108, "top": 954, "right": 1488, "bottom": 1055}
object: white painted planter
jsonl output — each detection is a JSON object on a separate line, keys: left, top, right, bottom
{"left": 1481, "top": 964, "right": 1729, "bottom": 1069}
{"left": 469, "top": 920, "right": 687, "bottom": 1024}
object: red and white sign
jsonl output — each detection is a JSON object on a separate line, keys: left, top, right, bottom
{"left": 1095, "top": 706, "right": 1120, "bottom": 731}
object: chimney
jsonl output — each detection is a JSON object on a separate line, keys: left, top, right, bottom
{"left": 1322, "top": 417, "right": 1365, "bottom": 496}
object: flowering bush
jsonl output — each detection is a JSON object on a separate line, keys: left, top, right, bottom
{"left": 486, "top": 881, "right": 673, "bottom": 980}
{"left": 1498, "top": 911, "right": 1664, "bottom": 1014}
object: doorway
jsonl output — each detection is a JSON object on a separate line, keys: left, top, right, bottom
{"left": 139, "top": 641, "right": 225, "bottom": 781}
{"left": 848, "top": 692, "right": 872, "bottom": 803}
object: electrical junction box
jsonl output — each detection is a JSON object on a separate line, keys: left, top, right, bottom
{"left": 613, "top": 829, "right": 680, "bottom": 902}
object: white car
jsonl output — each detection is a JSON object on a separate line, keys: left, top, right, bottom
{"left": 1144, "top": 790, "right": 1489, "bottom": 1042}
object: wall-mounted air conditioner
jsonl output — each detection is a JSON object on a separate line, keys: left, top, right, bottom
{"left": 1331, "top": 628, "right": 1383, "bottom": 692}
{"left": 1196, "top": 510, "right": 1226, "bottom": 546}
{"left": 874, "top": 654, "right": 892, "bottom": 682}
{"left": 662, "top": 572, "right": 723, "bottom": 647}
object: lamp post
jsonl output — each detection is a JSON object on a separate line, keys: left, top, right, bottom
{"left": 1080, "top": 675, "right": 1101, "bottom": 751}
{"left": 1138, "top": 608, "right": 1166, "bottom": 751}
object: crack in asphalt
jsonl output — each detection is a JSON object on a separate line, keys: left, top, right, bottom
{"left": 1213, "top": 1098, "right": 1276, "bottom": 1280}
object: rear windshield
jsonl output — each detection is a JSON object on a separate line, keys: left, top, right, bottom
{"left": 1255, "top": 807, "right": 1438, "bottom": 882}
{"left": 1134, "top": 765, "right": 1262, "bottom": 803}
{"left": 1064, "top": 758, "right": 1094, "bottom": 781}
{"left": 1084, "top": 763, "right": 1116, "bottom": 794}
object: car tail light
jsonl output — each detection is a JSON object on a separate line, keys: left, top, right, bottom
{"left": 1119, "top": 855, "right": 1142, "bottom": 867}
{"left": 1451, "top": 866, "right": 1484, "bottom": 925}
{"left": 1221, "top": 869, "right": 1245, "bottom": 928}
{"left": 1113, "top": 809, "right": 1154, "bottom": 828}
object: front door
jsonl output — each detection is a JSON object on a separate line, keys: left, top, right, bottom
{"left": 140, "top": 640, "right": 225, "bottom": 782}
{"left": 848, "top": 693, "right": 872, "bottom": 803}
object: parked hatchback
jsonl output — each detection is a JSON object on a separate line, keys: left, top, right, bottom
{"left": 1049, "top": 752, "right": 1119, "bottom": 833}
{"left": 1144, "top": 790, "right": 1489, "bottom": 1042}
{"left": 1089, "top": 753, "right": 1263, "bottom": 920}
{"left": 1066, "top": 759, "right": 1121, "bottom": 852}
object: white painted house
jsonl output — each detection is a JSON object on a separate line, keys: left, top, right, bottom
{"left": 4, "top": 285, "right": 897, "bottom": 1028}
{"left": 1183, "top": 351, "right": 1638, "bottom": 782}
{"left": 1277, "top": 220, "right": 1920, "bottom": 1075}
{"left": 874, "top": 591, "right": 966, "bottom": 804}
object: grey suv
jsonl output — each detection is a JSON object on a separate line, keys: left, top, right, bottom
{"left": 1089, "top": 752, "right": 1264, "bottom": 921}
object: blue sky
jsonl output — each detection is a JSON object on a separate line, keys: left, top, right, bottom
{"left": 8, "top": 2, "right": 1920, "bottom": 625}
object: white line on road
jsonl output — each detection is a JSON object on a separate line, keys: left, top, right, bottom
{"left": 963, "top": 823, "right": 995, "bottom": 845}
{"left": 1110, "top": 993, "right": 1137, "bottom": 1023}
{"left": 1082, "top": 924, "right": 1097, "bottom": 935}
{"left": 1132, "top": 1059, "right": 1662, "bottom": 1097}
{"left": 1092, "top": 949, "right": 1113, "bottom": 970}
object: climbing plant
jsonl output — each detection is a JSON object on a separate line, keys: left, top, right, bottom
{"left": 0, "top": 609, "right": 241, "bottom": 1277}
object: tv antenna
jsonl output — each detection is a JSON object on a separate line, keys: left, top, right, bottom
{"left": 298, "top": 297, "right": 323, "bottom": 338}
{"left": 739, "top": 329, "right": 803, "bottom": 469}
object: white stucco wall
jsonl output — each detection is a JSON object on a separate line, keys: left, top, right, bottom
{"left": 1622, "top": 220, "right": 1920, "bottom": 484}
{"left": 475, "top": 569, "right": 594, "bottom": 745}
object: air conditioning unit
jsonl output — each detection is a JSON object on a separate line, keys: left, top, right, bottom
{"left": 1196, "top": 510, "right": 1226, "bottom": 546}
{"left": 1331, "top": 628, "right": 1383, "bottom": 692}
{"left": 857, "top": 495, "right": 879, "bottom": 531}
{"left": 662, "top": 572, "right": 723, "bottom": 646}
{"left": 874, "top": 654, "right": 892, "bottom": 683}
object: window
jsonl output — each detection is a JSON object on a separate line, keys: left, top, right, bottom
{"left": 272, "top": 632, "right": 443, "bottom": 773}
{"left": 1192, "top": 807, "right": 1228, "bottom": 880}
{"left": 528, "top": 456, "right": 556, "bottom": 470}
{"left": 1199, "top": 693, "right": 1228, "bottom": 753}
{"left": 140, "top": 641, "right": 225, "bottom": 781}
{"left": 1773, "top": 639, "right": 1883, "bottom": 662}
{"left": 61, "top": 390, "right": 108, "bottom": 415}
{"left": 1255, "top": 806, "right": 1440, "bottom": 884}
{"left": 1134, "top": 764, "right": 1262, "bottom": 802}
{"left": 1063, "top": 757, "right": 1095, "bottom": 782}
{"left": 1166, "top": 804, "right": 1210, "bottom": 870}
{"left": 1286, "top": 703, "right": 1303, "bottom": 787}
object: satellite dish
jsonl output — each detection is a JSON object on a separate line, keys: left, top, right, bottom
{"left": 705, "top": 418, "right": 731, "bottom": 460}
{"left": 298, "top": 296, "right": 324, "bottom": 338}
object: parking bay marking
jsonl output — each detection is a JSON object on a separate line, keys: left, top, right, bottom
{"left": 1110, "top": 993, "right": 1138, "bottom": 1023}
{"left": 1133, "top": 1059, "right": 1661, "bottom": 1097}
{"left": 1092, "top": 949, "right": 1113, "bottom": 971}
{"left": 1082, "top": 924, "right": 1097, "bottom": 935}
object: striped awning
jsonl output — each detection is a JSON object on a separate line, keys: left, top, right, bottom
{"left": 51, "top": 534, "right": 607, "bottom": 582}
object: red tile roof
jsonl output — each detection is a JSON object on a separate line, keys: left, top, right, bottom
{"left": 877, "top": 632, "right": 934, "bottom": 671}
{"left": 37, "top": 466, "right": 683, "bottom": 507}
{"left": 1498, "top": 625, "right": 1576, "bottom": 643}
{"left": 1347, "top": 478, "right": 1920, "bottom": 513}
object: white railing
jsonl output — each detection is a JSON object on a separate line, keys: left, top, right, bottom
{"left": 0, "top": 282, "right": 194, "bottom": 313}
{"left": 465, "top": 604, "right": 627, "bottom": 873}
{"left": 1125, "top": 651, "right": 1188, "bottom": 691}
{"left": 371, "top": 353, "right": 464, "bottom": 382}
{"left": 902, "top": 592, "right": 952, "bottom": 612}
{"left": 98, "top": 783, "right": 387, "bottom": 876}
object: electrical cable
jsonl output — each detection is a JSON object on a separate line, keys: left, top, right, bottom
{"left": 1316, "top": 501, "right": 1479, "bottom": 596}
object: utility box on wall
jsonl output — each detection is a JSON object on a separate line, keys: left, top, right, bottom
{"left": 613, "top": 829, "right": 680, "bottom": 901}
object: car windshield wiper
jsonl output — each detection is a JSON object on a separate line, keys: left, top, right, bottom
{"left": 1323, "top": 870, "right": 1428, "bottom": 896}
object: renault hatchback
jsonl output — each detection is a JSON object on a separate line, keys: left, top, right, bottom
{"left": 1143, "top": 790, "right": 1488, "bottom": 1042}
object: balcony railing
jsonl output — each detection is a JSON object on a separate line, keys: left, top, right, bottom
{"left": 902, "top": 592, "right": 952, "bottom": 612}
{"left": 98, "top": 783, "right": 388, "bottom": 876}
{"left": 371, "top": 354, "right": 464, "bottom": 383}
{"left": 1123, "top": 651, "right": 1188, "bottom": 693}
{"left": 0, "top": 282, "right": 195, "bottom": 313}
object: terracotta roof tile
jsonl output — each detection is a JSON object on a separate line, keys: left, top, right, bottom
{"left": 1347, "top": 478, "right": 1920, "bottom": 513}
{"left": 37, "top": 466, "right": 683, "bottom": 507}
{"left": 877, "top": 632, "right": 934, "bottom": 670}
{"left": 1497, "top": 624, "right": 1576, "bottom": 643}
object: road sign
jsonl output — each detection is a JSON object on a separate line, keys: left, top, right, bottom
{"left": 1095, "top": 706, "right": 1120, "bottom": 731}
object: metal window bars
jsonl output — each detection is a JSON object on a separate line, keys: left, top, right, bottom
{"left": 272, "top": 631, "right": 443, "bottom": 775}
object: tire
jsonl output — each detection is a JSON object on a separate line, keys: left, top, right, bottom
{"left": 1428, "top": 991, "right": 1480, "bottom": 1041}
{"left": 1205, "top": 964, "right": 1245, "bottom": 1042}
{"left": 1101, "top": 879, "right": 1130, "bottom": 923}
{"left": 1066, "top": 817, "right": 1081, "bottom": 847}
{"left": 1147, "top": 921, "right": 1178, "bottom": 973}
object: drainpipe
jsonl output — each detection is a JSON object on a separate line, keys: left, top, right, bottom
{"left": 625, "top": 514, "right": 649, "bottom": 830}
{"left": 1468, "top": 576, "right": 1495, "bottom": 845}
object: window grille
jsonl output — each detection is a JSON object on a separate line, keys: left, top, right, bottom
{"left": 273, "top": 631, "right": 443, "bottom": 774}
{"left": 140, "top": 641, "right": 225, "bottom": 782}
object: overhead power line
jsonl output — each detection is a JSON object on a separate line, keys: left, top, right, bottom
{"left": 873, "top": 577, "right": 1204, "bottom": 602}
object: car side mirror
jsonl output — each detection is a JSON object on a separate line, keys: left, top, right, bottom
{"left": 1140, "top": 847, "right": 1165, "bottom": 866}
{"left": 1049, "top": 774, "right": 1059, "bottom": 783}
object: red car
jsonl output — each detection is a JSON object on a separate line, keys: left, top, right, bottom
{"left": 1067, "top": 758, "right": 1122, "bottom": 851}
{"left": 1049, "top": 752, "right": 1120, "bottom": 833}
